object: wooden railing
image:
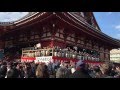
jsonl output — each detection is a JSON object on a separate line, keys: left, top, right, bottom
{"left": 22, "top": 47, "right": 53, "bottom": 57}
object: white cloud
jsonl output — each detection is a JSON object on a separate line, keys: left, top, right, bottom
{"left": 0, "top": 12, "right": 28, "bottom": 22}
{"left": 108, "top": 12, "right": 112, "bottom": 15}
{"left": 114, "top": 25, "right": 120, "bottom": 31}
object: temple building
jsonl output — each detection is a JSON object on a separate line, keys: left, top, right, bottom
{"left": 0, "top": 12, "right": 120, "bottom": 62}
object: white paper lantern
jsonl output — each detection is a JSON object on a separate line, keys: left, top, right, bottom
{"left": 36, "top": 43, "right": 41, "bottom": 48}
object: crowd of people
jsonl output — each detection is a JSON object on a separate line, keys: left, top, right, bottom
{"left": 0, "top": 59, "right": 120, "bottom": 78}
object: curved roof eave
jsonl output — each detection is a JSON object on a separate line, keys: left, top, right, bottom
{"left": 57, "top": 12, "right": 120, "bottom": 47}
{"left": 14, "top": 12, "right": 39, "bottom": 24}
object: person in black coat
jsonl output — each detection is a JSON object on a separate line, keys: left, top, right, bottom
{"left": 23, "top": 64, "right": 33, "bottom": 78}
{"left": 19, "top": 66, "right": 25, "bottom": 78}
{"left": 6, "top": 65, "right": 14, "bottom": 78}
{"left": 43, "top": 65, "right": 49, "bottom": 78}
{"left": 69, "top": 61, "right": 92, "bottom": 78}
{"left": 12, "top": 65, "right": 21, "bottom": 78}
{"left": 0, "top": 61, "right": 7, "bottom": 78}
{"left": 0, "top": 65, "right": 7, "bottom": 78}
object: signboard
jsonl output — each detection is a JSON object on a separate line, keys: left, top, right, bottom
{"left": 21, "top": 57, "right": 36, "bottom": 62}
{"left": 35, "top": 56, "right": 53, "bottom": 63}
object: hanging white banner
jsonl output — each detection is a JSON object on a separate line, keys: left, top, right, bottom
{"left": 35, "top": 56, "right": 53, "bottom": 63}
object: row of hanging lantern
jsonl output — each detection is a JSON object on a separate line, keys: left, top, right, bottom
{"left": 53, "top": 46, "right": 100, "bottom": 61}
{"left": 22, "top": 43, "right": 100, "bottom": 61}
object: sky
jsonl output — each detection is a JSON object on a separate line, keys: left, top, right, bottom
{"left": 94, "top": 12, "right": 120, "bottom": 40}
{"left": 0, "top": 12, "right": 119, "bottom": 40}
{"left": 0, "top": 12, "right": 28, "bottom": 22}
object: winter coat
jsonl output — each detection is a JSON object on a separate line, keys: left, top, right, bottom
{"left": 12, "top": 68, "right": 21, "bottom": 78}
{"left": 43, "top": 65, "right": 49, "bottom": 78}
{"left": 0, "top": 65, "right": 7, "bottom": 78}
{"left": 36, "top": 64, "right": 44, "bottom": 78}
{"left": 6, "top": 69, "right": 14, "bottom": 78}
{"left": 69, "top": 69, "right": 92, "bottom": 78}
{"left": 56, "top": 67, "right": 71, "bottom": 78}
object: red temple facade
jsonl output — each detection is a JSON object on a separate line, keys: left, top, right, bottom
{"left": 0, "top": 12, "right": 120, "bottom": 62}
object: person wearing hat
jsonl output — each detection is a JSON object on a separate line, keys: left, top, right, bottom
{"left": 69, "top": 60, "right": 92, "bottom": 78}
{"left": 56, "top": 61, "right": 71, "bottom": 78}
